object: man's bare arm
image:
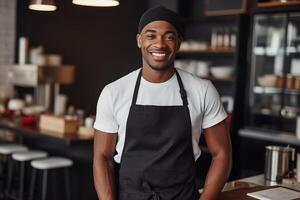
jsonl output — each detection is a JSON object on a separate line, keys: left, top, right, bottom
{"left": 93, "top": 130, "right": 117, "bottom": 200}
{"left": 200, "top": 120, "right": 232, "bottom": 200}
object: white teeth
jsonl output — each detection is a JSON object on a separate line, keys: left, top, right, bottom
{"left": 152, "top": 52, "right": 166, "bottom": 57}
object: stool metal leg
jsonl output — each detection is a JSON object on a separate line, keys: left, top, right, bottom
{"left": 29, "top": 169, "right": 37, "bottom": 200}
{"left": 51, "top": 171, "right": 57, "bottom": 200}
{"left": 0, "top": 156, "right": 8, "bottom": 199}
{"left": 42, "top": 170, "right": 48, "bottom": 200}
{"left": 19, "top": 162, "right": 25, "bottom": 200}
{"left": 5, "top": 158, "right": 13, "bottom": 200}
{"left": 64, "top": 168, "right": 71, "bottom": 200}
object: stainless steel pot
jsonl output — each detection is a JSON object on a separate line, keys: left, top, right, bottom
{"left": 264, "top": 145, "right": 295, "bottom": 182}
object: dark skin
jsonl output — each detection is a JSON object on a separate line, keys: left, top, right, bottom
{"left": 93, "top": 20, "right": 232, "bottom": 200}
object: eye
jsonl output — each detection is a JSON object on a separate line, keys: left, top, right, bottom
{"left": 165, "top": 34, "right": 175, "bottom": 41}
{"left": 145, "top": 34, "right": 155, "bottom": 40}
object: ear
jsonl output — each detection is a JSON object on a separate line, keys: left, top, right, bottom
{"left": 176, "top": 36, "right": 182, "bottom": 51}
{"left": 136, "top": 34, "right": 142, "bottom": 48}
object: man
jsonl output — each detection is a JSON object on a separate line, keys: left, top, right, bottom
{"left": 93, "top": 6, "right": 232, "bottom": 200}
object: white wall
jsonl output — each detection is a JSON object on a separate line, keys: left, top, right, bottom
{"left": 0, "top": 0, "right": 16, "bottom": 97}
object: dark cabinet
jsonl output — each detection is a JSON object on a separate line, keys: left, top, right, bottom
{"left": 246, "top": 10, "right": 300, "bottom": 133}
{"left": 238, "top": 3, "right": 300, "bottom": 179}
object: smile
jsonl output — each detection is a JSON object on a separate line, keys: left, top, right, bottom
{"left": 150, "top": 52, "right": 169, "bottom": 60}
{"left": 152, "top": 52, "right": 166, "bottom": 57}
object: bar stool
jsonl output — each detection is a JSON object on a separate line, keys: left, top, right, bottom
{"left": 6, "top": 150, "right": 48, "bottom": 200}
{"left": 0, "top": 144, "right": 28, "bottom": 199}
{"left": 0, "top": 144, "right": 28, "bottom": 155}
{"left": 29, "top": 157, "right": 73, "bottom": 200}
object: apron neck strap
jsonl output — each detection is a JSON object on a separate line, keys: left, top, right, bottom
{"left": 175, "top": 70, "right": 188, "bottom": 106}
{"left": 131, "top": 69, "right": 188, "bottom": 106}
{"left": 132, "top": 69, "right": 143, "bottom": 106}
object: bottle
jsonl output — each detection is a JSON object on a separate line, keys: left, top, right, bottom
{"left": 76, "top": 109, "right": 85, "bottom": 126}
{"left": 211, "top": 28, "right": 218, "bottom": 49}
{"left": 216, "top": 27, "right": 224, "bottom": 48}
{"left": 294, "top": 76, "right": 300, "bottom": 90}
{"left": 223, "top": 28, "right": 230, "bottom": 48}
{"left": 230, "top": 28, "right": 237, "bottom": 48}
{"left": 286, "top": 74, "right": 294, "bottom": 90}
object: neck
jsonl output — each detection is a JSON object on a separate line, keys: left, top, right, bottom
{"left": 142, "top": 66, "right": 175, "bottom": 83}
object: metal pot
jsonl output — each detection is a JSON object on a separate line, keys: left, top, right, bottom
{"left": 264, "top": 145, "right": 295, "bottom": 182}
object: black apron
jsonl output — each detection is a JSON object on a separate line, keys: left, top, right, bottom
{"left": 118, "top": 69, "right": 199, "bottom": 200}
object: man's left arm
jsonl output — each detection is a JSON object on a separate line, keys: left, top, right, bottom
{"left": 199, "top": 120, "right": 232, "bottom": 200}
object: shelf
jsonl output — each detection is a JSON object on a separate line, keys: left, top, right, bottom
{"left": 205, "top": 76, "right": 234, "bottom": 82}
{"left": 239, "top": 128, "right": 300, "bottom": 146}
{"left": 196, "top": 75, "right": 234, "bottom": 82}
{"left": 252, "top": 109, "right": 295, "bottom": 119}
{"left": 252, "top": 106, "right": 300, "bottom": 119}
{"left": 257, "top": 1, "right": 300, "bottom": 8}
{"left": 253, "top": 86, "right": 282, "bottom": 94}
{"left": 253, "top": 86, "right": 300, "bottom": 95}
{"left": 178, "top": 47, "right": 236, "bottom": 54}
{"left": 254, "top": 46, "right": 300, "bottom": 56}
{"left": 252, "top": 107, "right": 281, "bottom": 117}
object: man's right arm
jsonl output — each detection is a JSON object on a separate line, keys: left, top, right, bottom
{"left": 93, "top": 130, "right": 117, "bottom": 200}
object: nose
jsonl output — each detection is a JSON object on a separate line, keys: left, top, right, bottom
{"left": 155, "top": 36, "right": 167, "bottom": 48}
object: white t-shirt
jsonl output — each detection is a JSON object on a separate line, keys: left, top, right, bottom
{"left": 94, "top": 68, "right": 227, "bottom": 163}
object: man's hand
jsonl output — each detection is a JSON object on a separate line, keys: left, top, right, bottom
{"left": 93, "top": 130, "right": 117, "bottom": 200}
{"left": 200, "top": 120, "right": 232, "bottom": 200}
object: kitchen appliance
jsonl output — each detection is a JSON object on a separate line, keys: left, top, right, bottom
{"left": 264, "top": 145, "right": 295, "bottom": 182}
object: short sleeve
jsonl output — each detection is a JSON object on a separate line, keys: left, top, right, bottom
{"left": 202, "top": 81, "right": 227, "bottom": 129}
{"left": 93, "top": 85, "right": 119, "bottom": 133}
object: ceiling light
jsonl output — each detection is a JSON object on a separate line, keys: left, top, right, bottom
{"left": 29, "top": 0, "right": 57, "bottom": 11}
{"left": 72, "top": 0, "right": 119, "bottom": 7}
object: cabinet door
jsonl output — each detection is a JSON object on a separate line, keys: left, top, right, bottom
{"left": 249, "top": 14, "right": 287, "bottom": 130}
{"left": 284, "top": 13, "right": 300, "bottom": 122}
{"left": 248, "top": 13, "right": 300, "bottom": 133}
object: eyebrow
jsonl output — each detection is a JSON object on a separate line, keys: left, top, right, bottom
{"left": 144, "top": 29, "right": 156, "bottom": 33}
{"left": 143, "top": 29, "right": 177, "bottom": 35}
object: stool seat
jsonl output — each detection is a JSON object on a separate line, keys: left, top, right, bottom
{"left": 12, "top": 150, "right": 48, "bottom": 162}
{"left": 0, "top": 144, "right": 28, "bottom": 155}
{"left": 31, "top": 157, "right": 73, "bottom": 170}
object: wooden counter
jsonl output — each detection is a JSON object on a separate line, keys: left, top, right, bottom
{"left": 3, "top": 118, "right": 300, "bottom": 200}
{"left": 217, "top": 174, "right": 300, "bottom": 199}
{"left": 0, "top": 118, "right": 93, "bottom": 145}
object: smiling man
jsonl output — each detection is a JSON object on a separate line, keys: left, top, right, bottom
{"left": 93, "top": 6, "right": 232, "bottom": 200}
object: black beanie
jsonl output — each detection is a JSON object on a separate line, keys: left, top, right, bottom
{"left": 138, "top": 6, "right": 183, "bottom": 36}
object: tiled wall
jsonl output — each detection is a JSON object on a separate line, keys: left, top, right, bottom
{"left": 0, "top": 0, "right": 16, "bottom": 97}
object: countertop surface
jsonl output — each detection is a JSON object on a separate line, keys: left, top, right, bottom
{"left": 239, "top": 127, "right": 300, "bottom": 146}
{"left": 0, "top": 117, "right": 93, "bottom": 145}
{"left": 217, "top": 174, "right": 300, "bottom": 199}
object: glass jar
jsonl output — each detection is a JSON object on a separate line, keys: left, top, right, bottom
{"left": 286, "top": 74, "right": 294, "bottom": 89}
{"left": 275, "top": 75, "right": 284, "bottom": 88}
{"left": 294, "top": 76, "right": 300, "bottom": 90}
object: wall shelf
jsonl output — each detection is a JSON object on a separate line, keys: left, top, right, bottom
{"left": 178, "top": 47, "right": 236, "bottom": 54}
{"left": 257, "top": 1, "right": 300, "bottom": 8}
{"left": 253, "top": 86, "right": 300, "bottom": 95}
{"left": 204, "top": 76, "right": 235, "bottom": 82}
